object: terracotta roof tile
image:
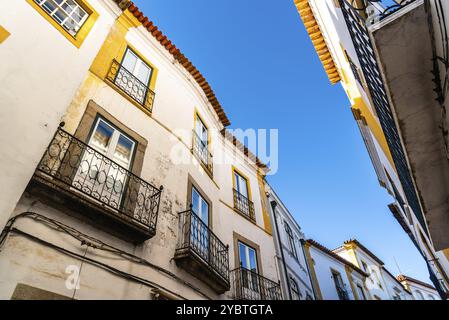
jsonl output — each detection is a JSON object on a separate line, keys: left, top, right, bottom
{"left": 121, "top": 2, "right": 231, "bottom": 127}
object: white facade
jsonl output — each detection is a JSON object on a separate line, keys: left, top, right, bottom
{"left": 398, "top": 276, "right": 441, "bottom": 300}
{"left": 0, "top": 0, "right": 281, "bottom": 300}
{"left": 334, "top": 240, "right": 412, "bottom": 300}
{"left": 0, "top": 0, "right": 119, "bottom": 233}
{"left": 265, "top": 184, "right": 314, "bottom": 300}
{"left": 297, "top": 0, "right": 449, "bottom": 298}
{"left": 305, "top": 240, "right": 368, "bottom": 300}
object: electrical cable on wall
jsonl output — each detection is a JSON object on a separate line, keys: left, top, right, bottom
{"left": 0, "top": 212, "right": 213, "bottom": 300}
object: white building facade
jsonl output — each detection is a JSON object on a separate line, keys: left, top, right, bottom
{"left": 303, "top": 240, "right": 369, "bottom": 300}
{"left": 334, "top": 239, "right": 413, "bottom": 300}
{"left": 0, "top": 0, "right": 282, "bottom": 300}
{"left": 294, "top": 0, "right": 449, "bottom": 298}
{"left": 265, "top": 184, "right": 315, "bottom": 300}
{"left": 398, "top": 275, "right": 441, "bottom": 300}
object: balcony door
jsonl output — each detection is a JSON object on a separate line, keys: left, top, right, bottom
{"left": 238, "top": 241, "right": 260, "bottom": 298}
{"left": 117, "top": 48, "right": 153, "bottom": 105}
{"left": 234, "top": 172, "right": 248, "bottom": 198}
{"left": 194, "top": 116, "right": 209, "bottom": 165}
{"left": 191, "top": 187, "right": 210, "bottom": 260}
{"left": 74, "top": 117, "right": 135, "bottom": 210}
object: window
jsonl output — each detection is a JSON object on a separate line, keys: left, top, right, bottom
{"left": 285, "top": 223, "right": 298, "bottom": 260}
{"left": 415, "top": 290, "right": 424, "bottom": 300}
{"left": 233, "top": 169, "right": 255, "bottom": 221}
{"left": 331, "top": 270, "right": 349, "bottom": 300}
{"left": 74, "top": 117, "right": 136, "bottom": 208}
{"left": 290, "top": 277, "right": 301, "bottom": 300}
{"left": 193, "top": 114, "right": 210, "bottom": 166}
{"left": 190, "top": 186, "right": 210, "bottom": 258}
{"left": 113, "top": 48, "right": 154, "bottom": 108}
{"left": 234, "top": 171, "right": 249, "bottom": 199}
{"left": 357, "top": 285, "right": 366, "bottom": 300}
{"left": 33, "top": 0, "right": 89, "bottom": 37}
{"left": 238, "top": 242, "right": 259, "bottom": 292}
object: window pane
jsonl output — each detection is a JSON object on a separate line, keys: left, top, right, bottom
{"left": 200, "top": 198, "right": 208, "bottom": 225}
{"left": 113, "top": 135, "right": 134, "bottom": 169}
{"left": 42, "top": 0, "right": 57, "bottom": 14}
{"left": 136, "top": 63, "right": 152, "bottom": 86}
{"left": 248, "top": 247, "right": 257, "bottom": 271}
{"left": 191, "top": 188, "right": 200, "bottom": 215}
{"left": 90, "top": 120, "right": 114, "bottom": 154}
{"left": 238, "top": 243, "right": 247, "bottom": 269}
{"left": 122, "top": 50, "right": 138, "bottom": 73}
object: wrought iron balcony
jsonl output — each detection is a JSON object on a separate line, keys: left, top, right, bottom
{"left": 33, "top": 128, "right": 163, "bottom": 241}
{"left": 336, "top": 284, "right": 350, "bottom": 301}
{"left": 174, "top": 207, "right": 230, "bottom": 293}
{"left": 106, "top": 59, "right": 156, "bottom": 113}
{"left": 339, "top": 0, "right": 428, "bottom": 236}
{"left": 343, "top": 0, "right": 418, "bottom": 22}
{"left": 233, "top": 189, "right": 255, "bottom": 223}
{"left": 230, "top": 267, "right": 282, "bottom": 300}
{"left": 192, "top": 130, "right": 213, "bottom": 176}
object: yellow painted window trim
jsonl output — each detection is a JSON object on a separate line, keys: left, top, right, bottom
{"left": 26, "top": 0, "right": 99, "bottom": 49}
{"left": 232, "top": 166, "right": 252, "bottom": 201}
{"left": 116, "top": 44, "right": 159, "bottom": 91}
{"left": 193, "top": 110, "right": 211, "bottom": 146}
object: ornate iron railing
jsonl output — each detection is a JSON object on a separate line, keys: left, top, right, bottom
{"left": 231, "top": 267, "right": 282, "bottom": 300}
{"left": 233, "top": 189, "right": 255, "bottom": 222}
{"left": 176, "top": 207, "right": 230, "bottom": 282}
{"left": 106, "top": 59, "right": 156, "bottom": 113}
{"left": 345, "top": 0, "right": 418, "bottom": 22}
{"left": 336, "top": 284, "right": 350, "bottom": 300}
{"left": 339, "top": 0, "right": 428, "bottom": 236}
{"left": 192, "top": 130, "right": 213, "bottom": 176}
{"left": 36, "top": 128, "right": 163, "bottom": 235}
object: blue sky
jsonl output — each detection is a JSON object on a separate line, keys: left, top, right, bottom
{"left": 134, "top": 0, "right": 430, "bottom": 283}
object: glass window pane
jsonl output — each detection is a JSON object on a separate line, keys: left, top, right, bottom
{"left": 200, "top": 198, "right": 208, "bottom": 225}
{"left": 248, "top": 247, "right": 257, "bottom": 272}
{"left": 238, "top": 243, "right": 247, "bottom": 268}
{"left": 113, "top": 135, "right": 134, "bottom": 169}
{"left": 122, "top": 50, "right": 138, "bottom": 73}
{"left": 136, "top": 63, "right": 152, "bottom": 86}
{"left": 90, "top": 120, "right": 114, "bottom": 154}
{"left": 42, "top": 0, "right": 58, "bottom": 14}
{"left": 62, "top": 0, "right": 77, "bottom": 14}
{"left": 191, "top": 188, "right": 200, "bottom": 215}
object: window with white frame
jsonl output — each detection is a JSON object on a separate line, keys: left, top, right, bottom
{"left": 34, "top": 0, "right": 89, "bottom": 36}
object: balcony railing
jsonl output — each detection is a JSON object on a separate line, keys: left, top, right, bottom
{"left": 339, "top": 0, "right": 429, "bottom": 236}
{"left": 346, "top": 0, "right": 418, "bottom": 22}
{"left": 176, "top": 207, "right": 229, "bottom": 282}
{"left": 233, "top": 189, "right": 255, "bottom": 222}
{"left": 336, "top": 284, "right": 350, "bottom": 300}
{"left": 231, "top": 267, "right": 282, "bottom": 300}
{"left": 35, "top": 128, "right": 163, "bottom": 236}
{"left": 106, "top": 59, "right": 156, "bottom": 113}
{"left": 192, "top": 130, "right": 213, "bottom": 176}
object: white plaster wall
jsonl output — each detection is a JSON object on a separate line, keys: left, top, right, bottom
{"left": 0, "top": 8, "right": 279, "bottom": 299}
{"left": 265, "top": 186, "right": 314, "bottom": 299}
{"left": 0, "top": 0, "right": 120, "bottom": 231}
{"left": 309, "top": 247, "right": 355, "bottom": 300}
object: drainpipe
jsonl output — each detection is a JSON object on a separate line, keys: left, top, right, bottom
{"left": 300, "top": 239, "right": 317, "bottom": 300}
{"left": 269, "top": 199, "right": 292, "bottom": 300}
